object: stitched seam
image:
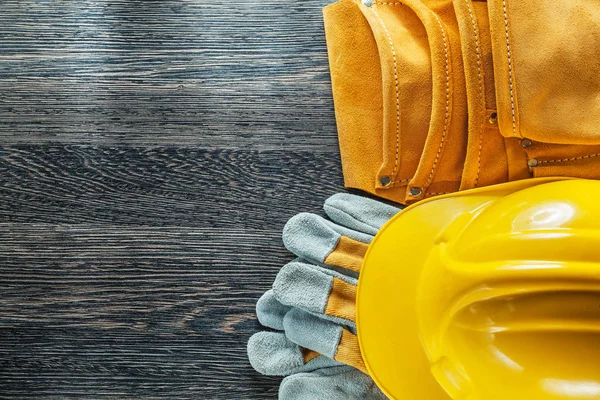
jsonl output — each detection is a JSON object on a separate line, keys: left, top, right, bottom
{"left": 374, "top": 2, "right": 404, "bottom": 5}
{"left": 502, "top": 0, "right": 517, "bottom": 137}
{"left": 465, "top": 0, "right": 485, "bottom": 187}
{"left": 424, "top": 15, "right": 451, "bottom": 188}
{"left": 426, "top": 191, "right": 451, "bottom": 196}
{"left": 538, "top": 153, "right": 600, "bottom": 165}
{"left": 371, "top": 5, "right": 402, "bottom": 186}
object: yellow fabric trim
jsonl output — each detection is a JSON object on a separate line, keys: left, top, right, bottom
{"left": 334, "top": 328, "right": 367, "bottom": 374}
{"left": 302, "top": 348, "right": 321, "bottom": 364}
{"left": 324, "top": 277, "right": 356, "bottom": 322}
{"left": 323, "top": 235, "right": 368, "bottom": 273}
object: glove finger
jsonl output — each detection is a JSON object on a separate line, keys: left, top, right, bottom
{"left": 283, "top": 213, "right": 371, "bottom": 273}
{"left": 256, "top": 289, "right": 291, "bottom": 331}
{"left": 324, "top": 193, "right": 402, "bottom": 235}
{"left": 279, "top": 365, "right": 388, "bottom": 400}
{"left": 273, "top": 261, "right": 357, "bottom": 326}
{"left": 284, "top": 308, "right": 366, "bottom": 373}
{"left": 247, "top": 331, "right": 342, "bottom": 376}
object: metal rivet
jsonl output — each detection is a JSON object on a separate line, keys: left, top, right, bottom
{"left": 521, "top": 138, "right": 532, "bottom": 148}
{"left": 527, "top": 158, "right": 538, "bottom": 168}
{"left": 362, "top": 0, "right": 373, "bottom": 6}
{"left": 488, "top": 112, "right": 498, "bottom": 125}
{"left": 380, "top": 175, "right": 391, "bottom": 187}
{"left": 409, "top": 187, "right": 422, "bottom": 196}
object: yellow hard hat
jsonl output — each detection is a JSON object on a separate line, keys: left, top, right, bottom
{"left": 357, "top": 177, "right": 600, "bottom": 400}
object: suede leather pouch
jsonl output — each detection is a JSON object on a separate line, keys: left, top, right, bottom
{"left": 325, "top": 0, "right": 600, "bottom": 205}
{"left": 323, "top": 1, "right": 395, "bottom": 200}
{"left": 487, "top": 0, "right": 600, "bottom": 180}
{"left": 324, "top": 0, "right": 434, "bottom": 203}
{"left": 453, "top": 0, "right": 511, "bottom": 189}
{"left": 324, "top": 0, "right": 433, "bottom": 203}
{"left": 488, "top": 0, "right": 600, "bottom": 145}
{"left": 456, "top": 0, "right": 600, "bottom": 185}
{"left": 527, "top": 142, "right": 600, "bottom": 180}
{"left": 401, "top": 0, "right": 468, "bottom": 201}
{"left": 324, "top": 0, "right": 469, "bottom": 204}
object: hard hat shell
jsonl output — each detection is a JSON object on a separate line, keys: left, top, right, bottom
{"left": 357, "top": 177, "right": 600, "bottom": 400}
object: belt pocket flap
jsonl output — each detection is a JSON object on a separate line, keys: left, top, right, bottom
{"left": 488, "top": 0, "right": 600, "bottom": 145}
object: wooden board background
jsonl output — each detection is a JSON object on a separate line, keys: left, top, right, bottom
{"left": 0, "top": 1, "right": 345, "bottom": 398}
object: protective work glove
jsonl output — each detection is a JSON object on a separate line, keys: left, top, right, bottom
{"left": 248, "top": 193, "right": 401, "bottom": 399}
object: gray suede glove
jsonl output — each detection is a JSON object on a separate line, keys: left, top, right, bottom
{"left": 248, "top": 193, "right": 401, "bottom": 399}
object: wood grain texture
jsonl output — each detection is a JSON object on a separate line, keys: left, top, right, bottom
{"left": 0, "top": 223, "right": 294, "bottom": 399}
{"left": 0, "top": 0, "right": 337, "bottom": 150}
{"left": 0, "top": 145, "right": 343, "bottom": 227}
{"left": 0, "top": 0, "right": 346, "bottom": 398}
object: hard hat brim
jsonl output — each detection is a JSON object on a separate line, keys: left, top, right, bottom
{"left": 356, "top": 178, "right": 569, "bottom": 400}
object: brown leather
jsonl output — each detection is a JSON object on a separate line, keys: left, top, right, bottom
{"left": 489, "top": 0, "right": 600, "bottom": 145}
{"left": 324, "top": 0, "right": 600, "bottom": 204}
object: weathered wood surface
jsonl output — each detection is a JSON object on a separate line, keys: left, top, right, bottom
{"left": 0, "top": 1, "right": 344, "bottom": 398}
{"left": 0, "top": 0, "right": 336, "bottom": 149}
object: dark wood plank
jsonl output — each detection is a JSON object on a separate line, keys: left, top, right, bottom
{"left": 0, "top": 145, "right": 345, "bottom": 398}
{"left": 0, "top": 0, "right": 337, "bottom": 149}
{"left": 0, "top": 0, "right": 346, "bottom": 398}
{"left": 0, "top": 224, "right": 290, "bottom": 399}
{"left": 0, "top": 145, "right": 343, "bottom": 227}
